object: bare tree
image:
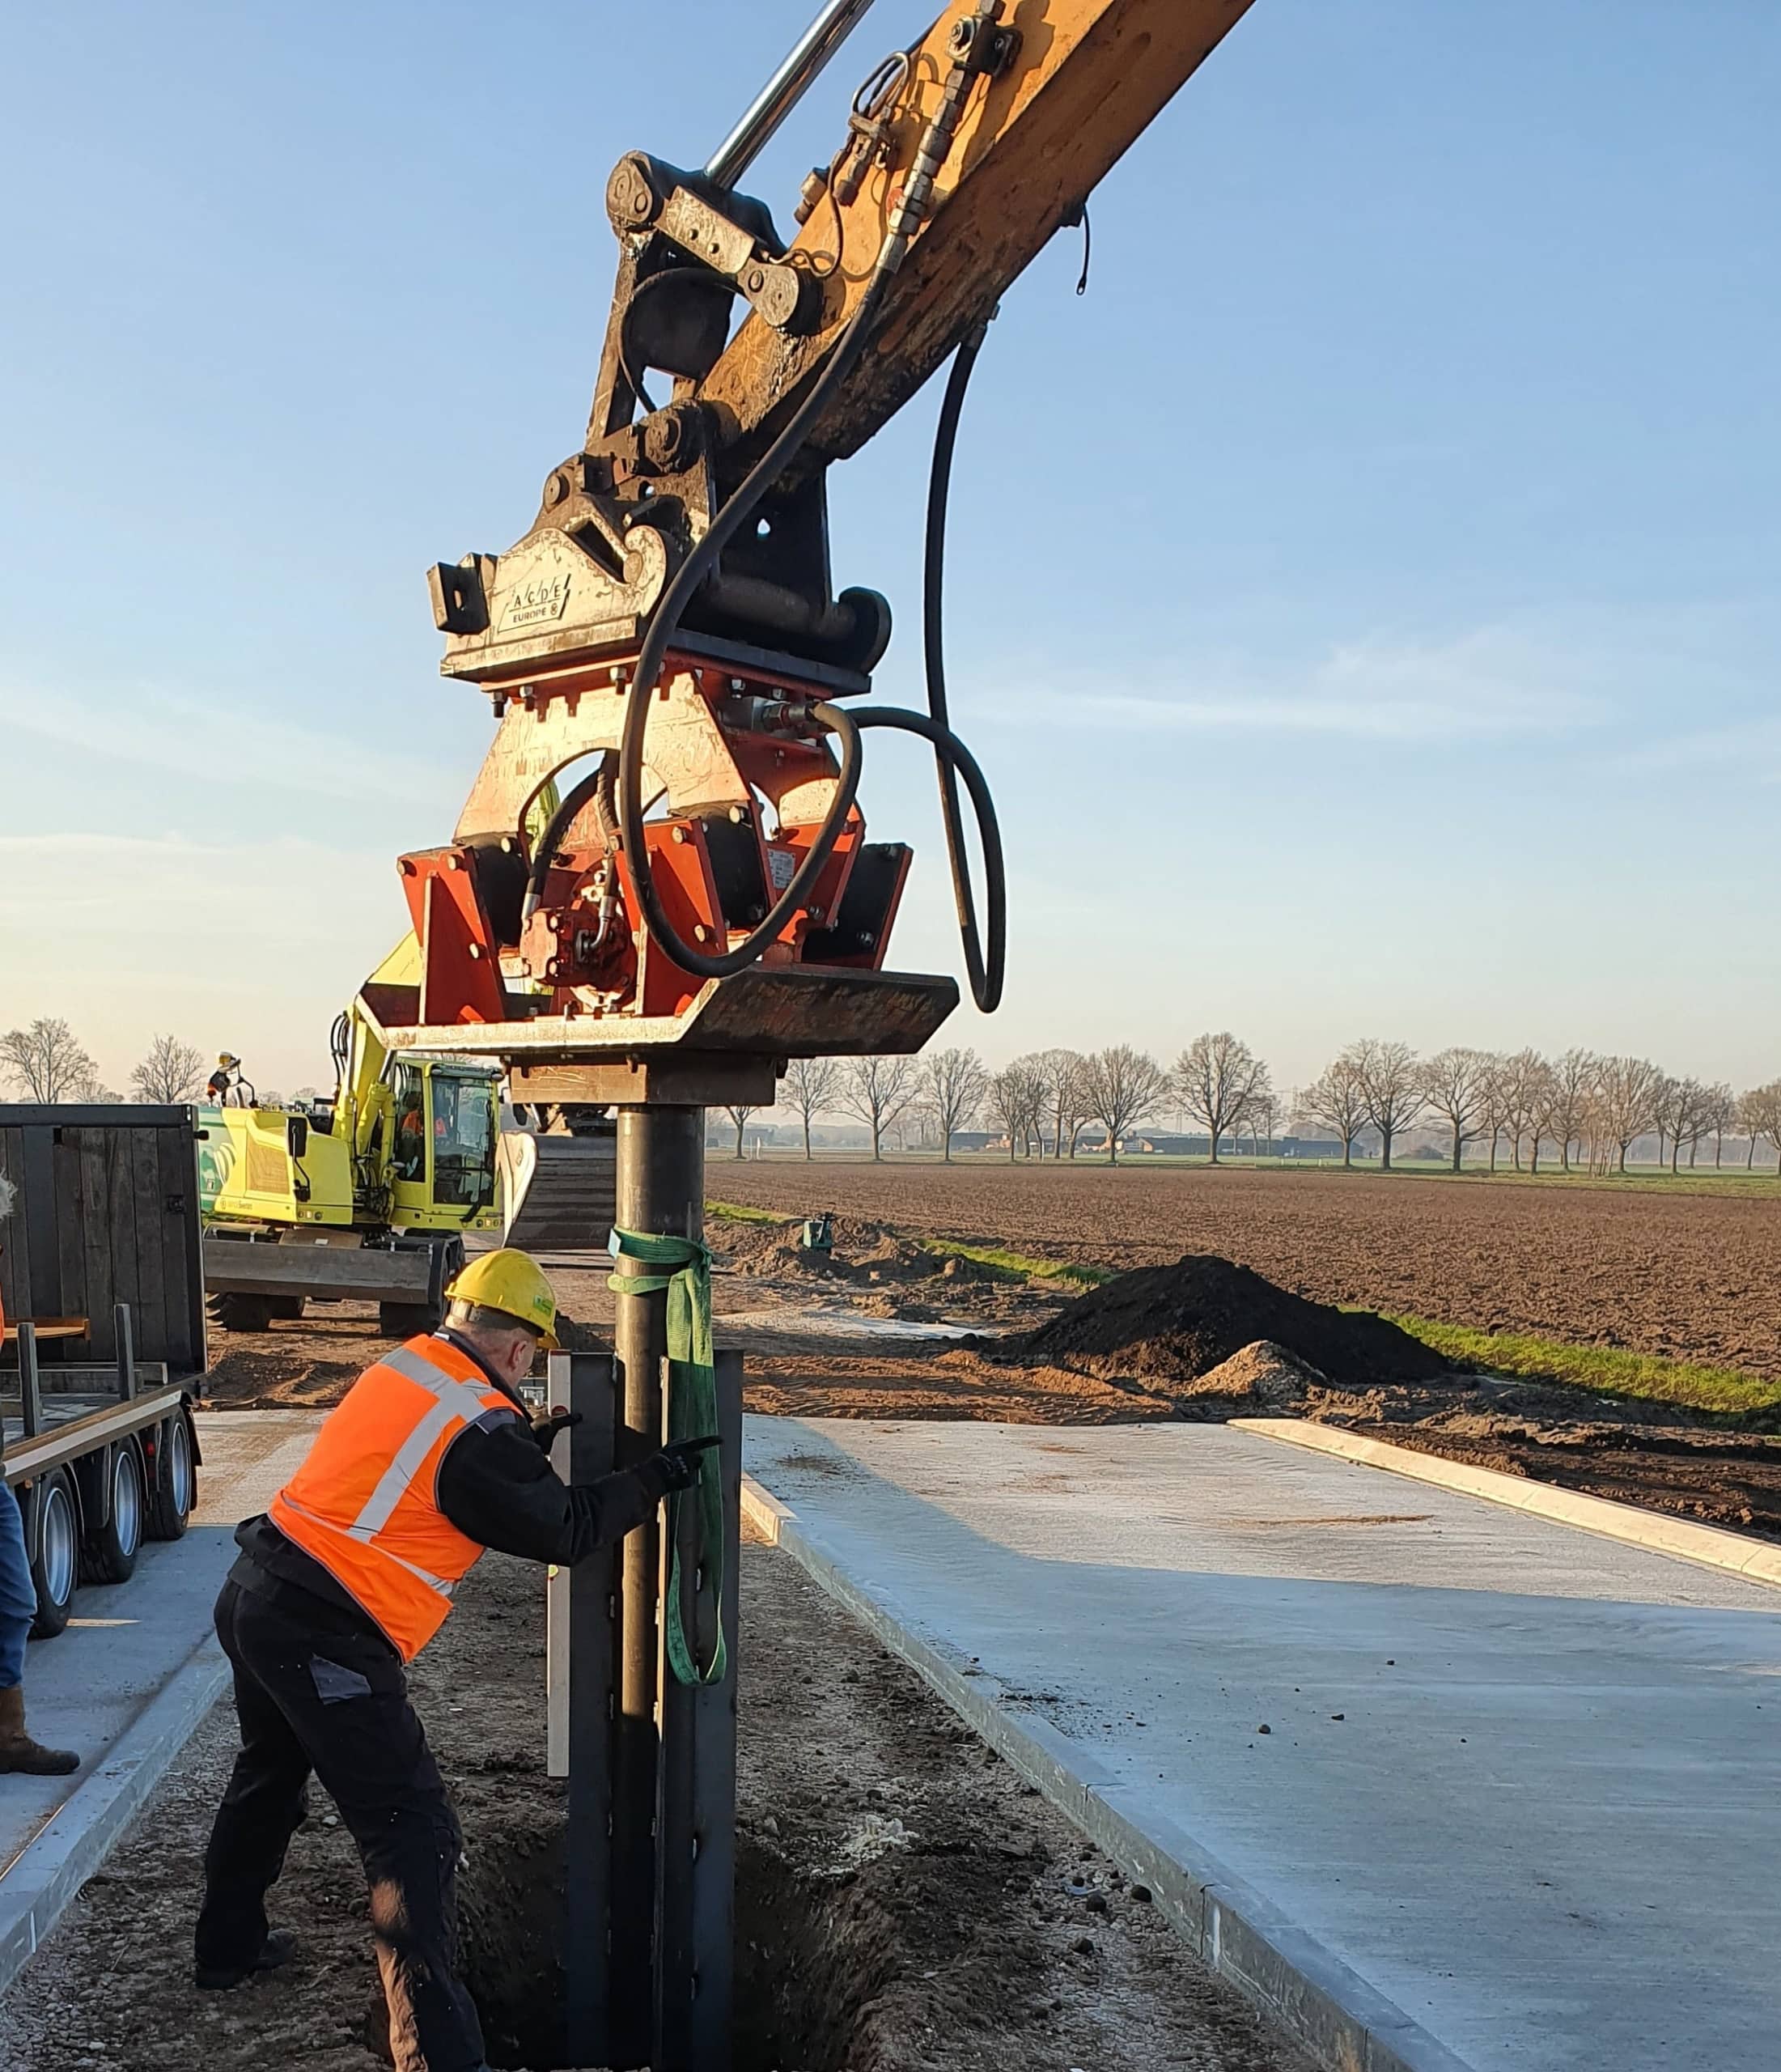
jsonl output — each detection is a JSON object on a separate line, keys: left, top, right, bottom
{"left": 984, "top": 1061, "right": 1035, "bottom": 1161}
{"left": 1585, "top": 1055, "right": 1664, "bottom": 1174}
{"left": 1080, "top": 1046, "right": 1166, "bottom": 1165}
{"left": 1, "top": 1017, "right": 104, "bottom": 1102}
{"left": 1546, "top": 1047, "right": 1596, "bottom": 1174}
{"left": 1419, "top": 1047, "right": 1494, "bottom": 1171}
{"left": 1351, "top": 1039, "right": 1422, "bottom": 1171}
{"left": 1494, "top": 1048, "right": 1550, "bottom": 1173}
{"left": 840, "top": 1055, "right": 917, "bottom": 1162}
{"left": 1045, "top": 1049, "right": 1092, "bottom": 1159}
{"left": 1302, "top": 1054, "right": 1368, "bottom": 1167}
{"left": 723, "top": 1104, "right": 757, "bottom": 1160}
{"left": 1655, "top": 1075, "right": 1723, "bottom": 1175}
{"left": 1703, "top": 1083, "right": 1735, "bottom": 1168}
{"left": 782, "top": 1055, "right": 839, "bottom": 1161}
{"left": 1247, "top": 1088, "right": 1280, "bottom": 1157}
{"left": 1741, "top": 1081, "right": 1781, "bottom": 1172}
{"left": 131, "top": 1034, "right": 206, "bottom": 1105}
{"left": 1524, "top": 1057, "right": 1562, "bottom": 1174}
{"left": 922, "top": 1047, "right": 989, "bottom": 1161}
{"left": 1172, "top": 1032, "right": 1270, "bottom": 1166}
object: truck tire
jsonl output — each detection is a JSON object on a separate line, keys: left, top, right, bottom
{"left": 146, "top": 1412, "right": 196, "bottom": 1541}
{"left": 207, "top": 1291, "right": 278, "bottom": 1333}
{"left": 379, "top": 1301, "right": 439, "bottom": 1339}
{"left": 82, "top": 1441, "right": 146, "bottom": 1586}
{"left": 29, "top": 1470, "right": 80, "bottom": 1639}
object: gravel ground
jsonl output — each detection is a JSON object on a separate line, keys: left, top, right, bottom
{"left": 0, "top": 1538, "right": 1311, "bottom": 2072}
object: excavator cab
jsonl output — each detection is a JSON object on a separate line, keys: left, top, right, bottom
{"left": 384, "top": 1059, "right": 499, "bottom": 1229}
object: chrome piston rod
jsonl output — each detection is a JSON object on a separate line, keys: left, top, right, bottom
{"left": 704, "top": 0, "right": 879, "bottom": 190}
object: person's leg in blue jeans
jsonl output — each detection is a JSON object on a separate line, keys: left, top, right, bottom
{"left": 0, "top": 1478, "right": 76, "bottom": 1774}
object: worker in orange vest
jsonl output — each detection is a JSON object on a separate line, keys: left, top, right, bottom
{"left": 193, "top": 1247, "right": 712, "bottom": 2072}
{"left": 0, "top": 1174, "right": 79, "bottom": 1776}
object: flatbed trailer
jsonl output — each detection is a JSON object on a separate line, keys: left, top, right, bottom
{"left": 1, "top": 1105, "right": 206, "bottom": 1635}
{"left": 3, "top": 1312, "right": 198, "bottom": 1636}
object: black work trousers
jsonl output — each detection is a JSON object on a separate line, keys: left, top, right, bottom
{"left": 195, "top": 1577, "right": 485, "bottom": 2072}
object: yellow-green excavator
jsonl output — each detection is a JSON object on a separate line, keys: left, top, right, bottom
{"left": 199, "top": 939, "right": 614, "bottom": 1334}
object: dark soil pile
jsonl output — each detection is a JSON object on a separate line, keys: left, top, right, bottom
{"left": 1005, "top": 1255, "right": 1449, "bottom": 1391}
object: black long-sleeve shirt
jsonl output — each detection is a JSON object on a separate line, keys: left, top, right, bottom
{"left": 231, "top": 1329, "right": 655, "bottom": 1650}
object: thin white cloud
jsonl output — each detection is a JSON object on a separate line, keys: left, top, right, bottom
{"left": 0, "top": 678, "right": 459, "bottom": 805}
{"left": 1618, "top": 715, "right": 1781, "bottom": 783}
{"left": 974, "top": 626, "right": 1614, "bottom": 743}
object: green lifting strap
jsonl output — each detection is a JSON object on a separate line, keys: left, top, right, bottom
{"left": 607, "top": 1225, "right": 727, "bottom": 1686}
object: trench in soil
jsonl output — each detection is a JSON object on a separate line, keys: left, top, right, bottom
{"left": 425, "top": 1816, "right": 896, "bottom": 2072}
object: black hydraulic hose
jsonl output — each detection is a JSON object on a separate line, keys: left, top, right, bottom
{"left": 850, "top": 704, "right": 1003, "bottom": 1007}
{"left": 520, "top": 754, "right": 619, "bottom": 923}
{"left": 616, "top": 267, "right": 896, "bottom": 979}
{"left": 922, "top": 325, "right": 1003, "bottom": 1010}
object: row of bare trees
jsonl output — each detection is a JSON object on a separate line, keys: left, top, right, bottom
{"left": 2, "top": 1019, "right": 210, "bottom": 1106}
{"left": 737, "top": 1039, "right": 1276, "bottom": 1166}
{"left": 729, "top": 1034, "right": 1781, "bottom": 1174}
{"left": 1301, "top": 1042, "right": 1781, "bottom": 1174}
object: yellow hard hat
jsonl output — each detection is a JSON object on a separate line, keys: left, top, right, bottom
{"left": 217, "top": 1053, "right": 239, "bottom": 1068}
{"left": 446, "top": 1247, "right": 560, "bottom": 1349}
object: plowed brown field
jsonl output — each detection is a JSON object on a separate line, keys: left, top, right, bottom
{"left": 709, "top": 1161, "right": 1781, "bottom": 1379}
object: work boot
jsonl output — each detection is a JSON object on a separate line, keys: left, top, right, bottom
{"left": 195, "top": 1927, "right": 298, "bottom": 1991}
{"left": 0, "top": 1685, "right": 78, "bottom": 1776}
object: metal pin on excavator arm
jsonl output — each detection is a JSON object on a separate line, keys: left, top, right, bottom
{"left": 388, "top": 4, "right": 1256, "bottom": 2066}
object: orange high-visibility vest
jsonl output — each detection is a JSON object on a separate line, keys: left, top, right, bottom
{"left": 269, "top": 1335, "right": 518, "bottom": 1660}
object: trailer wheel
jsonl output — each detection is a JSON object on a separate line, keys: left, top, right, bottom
{"left": 379, "top": 1301, "right": 439, "bottom": 1339}
{"left": 207, "top": 1291, "right": 278, "bottom": 1333}
{"left": 82, "top": 1441, "right": 146, "bottom": 1586}
{"left": 30, "top": 1471, "right": 80, "bottom": 1639}
{"left": 146, "top": 1413, "right": 195, "bottom": 1541}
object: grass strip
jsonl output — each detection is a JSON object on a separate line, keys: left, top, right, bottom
{"left": 1377, "top": 1312, "right": 1781, "bottom": 1418}
{"left": 706, "top": 1200, "right": 781, "bottom": 1225}
{"left": 909, "top": 1238, "right": 1111, "bottom": 1289}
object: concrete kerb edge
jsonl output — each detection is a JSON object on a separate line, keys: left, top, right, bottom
{"left": 740, "top": 1474, "right": 1478, "bottom": 2072}
{"left": 1232, "top": 1417, "right": 1781, "bottom": 1589}
{"left": 0, "top": 1631, "right": 230, "bottom": 1998}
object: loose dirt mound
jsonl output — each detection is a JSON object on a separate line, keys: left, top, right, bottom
{"left": 1006, "top": 1255, "right": 1448, "bottom": 1391}
{"left": 713, "top": 1212, "right": 941, "bottom": 1284}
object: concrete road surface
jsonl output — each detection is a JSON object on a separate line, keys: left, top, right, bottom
{"left": 0, "top": 1410, "right": 320, "bottom": 1981}
{"left": 744, "top": 1416, "right": 1781, "bottom": 2072}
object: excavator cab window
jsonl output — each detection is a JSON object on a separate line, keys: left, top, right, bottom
{"left": 427, "top": 1068, "right": 496, "bottom": 1210}
{"left": 392, "top": 1065, "right": 427, "bottom": 1184}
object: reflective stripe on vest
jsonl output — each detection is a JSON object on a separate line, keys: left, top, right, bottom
{"left": 268, "top": 1335, "right": 517, "bottom": 1660}
{"left": 349, "top": 1344, "right": 500, "bottom": 1540}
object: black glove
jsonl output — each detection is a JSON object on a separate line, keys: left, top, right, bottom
{"left": 531, "top": 1408, "right": 583, "bottom": 1454}
{"left": 638, "top": 1434, "right": 721, "bottom": 1499}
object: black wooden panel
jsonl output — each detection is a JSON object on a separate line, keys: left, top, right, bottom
{"left": 0, "top": 1109, "right": 205, "bottom": 1378}
{"left": 126, "top": 1132, "right": 167, "bottom": 1364}
{"left": 77, "top": 1128, "right": 121, "bottom": 1364}
{"left": 156, "top": 1119, "right": 206, "bottom": 1374}
{"left": 0, "top": 1127, "right": 28, "bottom": 1327}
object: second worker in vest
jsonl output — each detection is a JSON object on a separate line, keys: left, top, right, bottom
{"left": 193, "top": 1247, "right": 714, "bottom": 2072}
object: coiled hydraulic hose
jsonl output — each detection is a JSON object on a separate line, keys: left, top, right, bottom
{"left": 612, "top": 7, "right": 1007, "bottom": 992}
{"left": 614, "top": 266, "right": 896, "bottom": 979}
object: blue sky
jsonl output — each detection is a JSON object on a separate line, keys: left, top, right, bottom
{"left": 2, "top": 0, "right": 1776, "bottom": 1097}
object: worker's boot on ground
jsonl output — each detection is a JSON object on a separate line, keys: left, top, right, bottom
{"left": 194, "top": 1927, "right": 298, "bottom": 1991}
{"left": 0, "top": 1685, "right": 78, "bottom": 1776}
